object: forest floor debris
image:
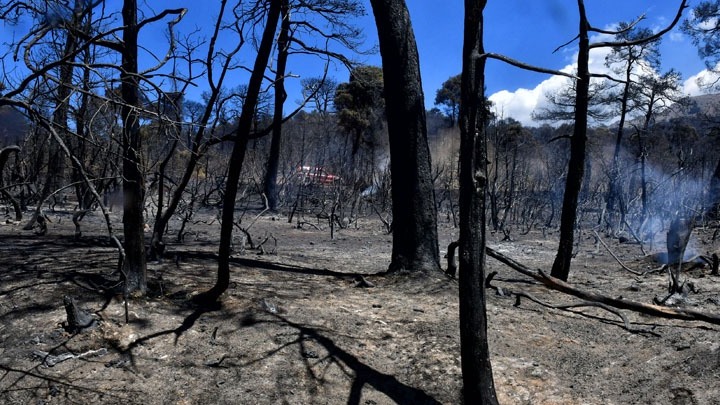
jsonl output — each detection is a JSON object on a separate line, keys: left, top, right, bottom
{"left": 1, "top": 208, "right": 720, "bottom": 404}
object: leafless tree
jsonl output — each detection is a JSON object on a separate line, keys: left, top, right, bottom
{"left": 457, "top": 1, "right": 499, "bottom": 402}
{"left": 369, "top": 0, "right": 441, "bottom": 273}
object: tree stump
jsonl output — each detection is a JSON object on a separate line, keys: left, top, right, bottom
{"left": 63, "top": 296, "right": 97, "bottom": 333}
{"left": 445, "top": 241, "right": 460, "bottom": 277}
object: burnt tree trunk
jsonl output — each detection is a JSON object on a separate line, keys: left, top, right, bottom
{"left": 121, "top": 0, "right": 147, "bottom": 295}
{"left": 63, "top": 295, "right": 97, "bottom": 333}
{"left": 0, "top": 146, "right": 21, "bottom": 221}
{"left": 149, "top": 92, "right": 182, "bottom": 260}
{"left": 263, "top": 0, "right": 290, "bottom": 212}
{"left": 24, "top": 3, "right": 83, "bottom": 229}
{"left": 605, "top": 62, "right": 633, "bottom": 232}
{"left": 370, "top": 0, "right": 440, "bottom": 273}
{"left": 551, "top": 1, "right": 591, "bottom": 282}
{"left": 195, "top": 0, "right": 282, "bottom": 304}
{"left": 457, "top": 0, "right": 499, "bottom": 402}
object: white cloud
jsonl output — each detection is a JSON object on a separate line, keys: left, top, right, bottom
{"left": 683, "top": 66, "right": 720, "bottom": 95}
{"left": 668, "top": 31, "right": 684, "bottom": 42}
{"left": 488, "top": 46, "right": 614, "bottom": 127}
{"left": 488, "top": 75, "right": 568, "bottom": 125}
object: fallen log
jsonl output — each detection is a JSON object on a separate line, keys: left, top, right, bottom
{"left": 485, "top": 246, "right": 720, "bottom": 326}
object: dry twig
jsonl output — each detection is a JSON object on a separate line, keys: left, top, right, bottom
{"left": 593, "top": 230, "right": 644, "bottom": 275}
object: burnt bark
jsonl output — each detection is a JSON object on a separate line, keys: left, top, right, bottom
{"left": 0, "top": 145, "right": 21, "bottom": 221}
{"left": 369, "top": 0, "right": 440, "bottom": 273}
{"left": 457, "top": 0, "right": 499, "bottom": 402}
{"left": 120, "top": 0, "right": 147, "bottom": 295}
{"left": 263, "top": 0, "right": 290, "bottom": 212}
{"left": 195, "top": 0, "right": 282, "bottom": 304}
{"left": 63, "top": 295, "right": 97, "bottom": 333}
{"left": 24, "top": 2, "right": 84, "bottom": 229}
{"left": 550, "top": 1, "right": 591, "bottom": 282}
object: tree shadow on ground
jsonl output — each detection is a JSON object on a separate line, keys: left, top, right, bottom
{"left": 178, "top": 250, "right": 372, "bottom": 279}
{"left": 0, "top": 363, "right": 139, "bottom": 404}
{"left": 120, "top": 300, "right": 224, "bottom": 355}
{"left": 237, "top": 310, "right": 442, "bottom": 405}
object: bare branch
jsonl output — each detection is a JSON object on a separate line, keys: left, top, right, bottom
{"left": 481, "top": 52, "right": 578, "bottom": 79}
{"left": 589, "top": 14, "right": 645, "bottom": 35}
{"left": 590, "top": 72, "right": 626, "bottom": 84}
{"left": 552, "top": 34, "right": 579, "bottom": 54}
{"left": 590, "top": 1, "right": 689, "bottom": 49}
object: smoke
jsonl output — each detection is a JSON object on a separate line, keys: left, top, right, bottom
{"left": 627, "top": 155, "right": 707, "bottom": 256}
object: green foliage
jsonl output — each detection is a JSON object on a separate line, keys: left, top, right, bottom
{"left": 683, "top": 1, "right": 720, "bottom": 69}
{"left": 434, "top": 74, "right": 461, "bottom": 126}
{"left": 333, "top": 65, "right": 384, "bottom": 152}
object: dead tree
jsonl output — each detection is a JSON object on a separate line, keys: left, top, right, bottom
{"left": 456, "top": 0, "right": 499, "bottom": 402}
{"left": 194, "top": 0, "right": 283, "bottom": 304}
{"left": 0, "top": 145, "right": 22, "bottom": 221}
{"left": 370, "top": 0, "right": 441, "bottom": 273}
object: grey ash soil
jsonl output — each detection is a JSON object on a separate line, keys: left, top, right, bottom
{"left": 1, "top": 208, "right": 720, "bottom": 404}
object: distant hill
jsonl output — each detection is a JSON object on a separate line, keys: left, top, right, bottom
{"left": 611, "top": 93, "right": 720, "bottom": 134}
{"left": 650, "top": 93, "right": 720, "bottom": 125}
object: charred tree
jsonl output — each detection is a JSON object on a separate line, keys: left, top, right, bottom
{"left": 550, "top": 2, "right": 591, "bottom": 282}
{"left": 147, "top": 0, "right": 235, "bottom": 259}
{"left": 195, "top": 0, "right": 282, "bottom": 304}
{"left": 369, "top": 0, "right": 441, "bottom": 273}
{"left": 457, "top": 0, "right": 499, "bottom": 402}
{"left": 120, "top": 0, "right": 147, "bottom": 295}
{"left": 551, "top": 0, "right": 688, "bottom": 281}
{"left": 707, "top": 159, "right": 720, "bottom": 218}
{"left": 0, "top": 145, "right": 21, "bottom": 221}
{"left": 149, "top": 92, "right": 182, "bottom": 260}
{"left": 263, "top": 0, "right": 290, "bottom": 212}
{"left": 23, "top": 1, "right": 87, "bottom": 230}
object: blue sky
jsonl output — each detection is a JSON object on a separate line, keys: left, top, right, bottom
{"left": 400, "top": 0, "right": 710, "bottom": 125}
{"left": 228, "top": 0, "right": 711, "bottom": 125}
{"left": 1, "top": 1, "right": 713, "bottom": 126}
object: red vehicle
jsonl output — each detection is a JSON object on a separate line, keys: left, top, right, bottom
{"left": 295, "top": 165, "right": 341, "bottom": 185}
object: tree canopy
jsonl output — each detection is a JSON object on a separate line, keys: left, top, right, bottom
{"left": 434, "top": 74, "right": 461, "bottom": 127}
